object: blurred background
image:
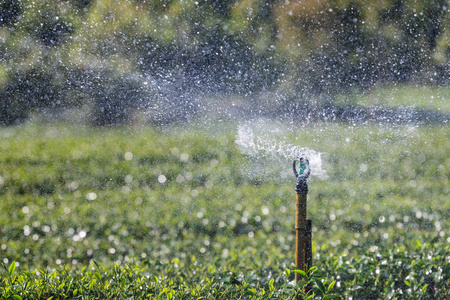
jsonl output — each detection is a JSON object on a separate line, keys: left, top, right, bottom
{"left": 0, "top": 0, "right": 449, "bottom": 126}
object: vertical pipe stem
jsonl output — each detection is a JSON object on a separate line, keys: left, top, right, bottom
{"left": 306, "top": 219, "right": 312, "bottom": 270}
{"left": 305, "top": 219, "right": 313, "bottom": 292}
{"left": 295, "top": 190, "right": 308, "bottom": 283}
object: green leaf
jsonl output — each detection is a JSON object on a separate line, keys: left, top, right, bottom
{"left": 248, "top": 287, "right": 257, "bottom": 294}
{"left": 314, "top": 278, "right": 326, "bottom": 294}
{"left": 422, "top": 284, "right": 428, "bottom": 293}
{"left": 327, "top": 280, "right": 336, "bottom": 292}
{"left": 323, "top": 294, "right": 341, "bottom": 300}
{"left": 404, "top": 280, "right": 411, "bottom": 287}
{"left": 95, "top": 272, "right": 102, "bottom": 280}
{"left": 296, "top": 280, "right": 307, "bottom": 287}
{"left": 269, "top": 278, "right": 274, "bottom": 292}
{"left": 12, "top": 295, "right": 23, "bottom": 300}
{"left": 285, "top": 268, "right": 290, "bottom": 276}
{"left": 88, "top": 279, "right": 96, "bottom": 289}
{"left": 8, "top": 261, "right": 16, "bottom": 276}
{"left": 293, "top": 269, "right": 307, "bottom": 278}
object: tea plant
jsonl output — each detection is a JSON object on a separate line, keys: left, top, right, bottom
{"left": 0, "top": 121, "right": 449, "bottom": 299}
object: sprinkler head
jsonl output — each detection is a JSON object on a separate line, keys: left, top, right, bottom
{"left": 293, "top": 157, "right": 311, "bottom": 179}
{"left": 293, "top": 157, "right": 310, "bottom": 193}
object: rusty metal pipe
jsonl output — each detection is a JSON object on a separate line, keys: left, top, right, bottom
{"left": 293, "top": 158, "right": 312, "bottom": 286}
{"left": 295, "top": 188, "right": 308, "bottom": 281}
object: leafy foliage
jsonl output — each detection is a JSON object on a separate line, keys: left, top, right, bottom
{"left": 0, "top": 120, "right": 449, "bottom": 298}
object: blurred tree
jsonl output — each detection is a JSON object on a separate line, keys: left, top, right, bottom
{"left": 0, "top": 0, "right": 448, "bottom": 125}
{"left": 0, "top": 0, "right": 21, "bottom": 27}
{"left": 271, "top": 0, "right": 448, "bottom": 101}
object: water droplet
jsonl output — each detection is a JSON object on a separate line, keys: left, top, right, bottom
{"left": 205, "top": 181, "right": 213, "bottom": 189}
{"left": 359, "top": 163, "right": 368, "bottom": 172}
{"left": 158, "top": 175, "right": 167, "bottom": 183}
{"left": 68, "top": 181, "right": 79, "bottom": 191}
{"left": 210, "top": 159, "right": 219, "bottom": 167}
{"left": 86, "top": 192, "right": 97, "bottom": 200}
{"left": 180, "top": 153, "right": 189, "bottom": 162}
{"left": 23, "top": 225, "right": 30, "bottom": 236}
{"left": 222, "top": 248, "right": 229, "bottom": 258}
{"left": 124, "top": 175, "right": 133, "bottom": 183}
{"left": 121, "top": 186, "right": 131, "bottom": 194}
{"left": 124, "top": 152, "right": 133, "bottom": 161}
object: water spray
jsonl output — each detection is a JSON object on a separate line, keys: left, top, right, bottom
{"left": 293, "top": 157, "right": 312, "bottom": 285}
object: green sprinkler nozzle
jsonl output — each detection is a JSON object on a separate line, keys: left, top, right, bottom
{"left": 293, "top": 157, "right": 311, "bottom": 179}
{"left": 293, "top": 157, "right": 311, "bottom": 192}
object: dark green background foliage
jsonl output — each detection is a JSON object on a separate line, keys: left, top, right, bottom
{"left": 0, "top": 119, "right": 449, "bottom": 298}
{"left": 0, "top": 0, "right": 449, "bottom": 125}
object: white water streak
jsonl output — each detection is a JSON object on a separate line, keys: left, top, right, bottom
{"left": 236, "top": 121, "right": 328, "bottom": 179}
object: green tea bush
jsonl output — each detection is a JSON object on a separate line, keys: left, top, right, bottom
{"left": 0, "top": 122, "right": 449, "bottom": 298}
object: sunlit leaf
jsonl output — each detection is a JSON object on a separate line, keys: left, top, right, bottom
{"left": 8, "top": 262, "right": 16, "bottom": 277}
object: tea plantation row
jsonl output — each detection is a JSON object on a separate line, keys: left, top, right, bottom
{"left": 0, "top": 122, "right": 448, "bottom": 299}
